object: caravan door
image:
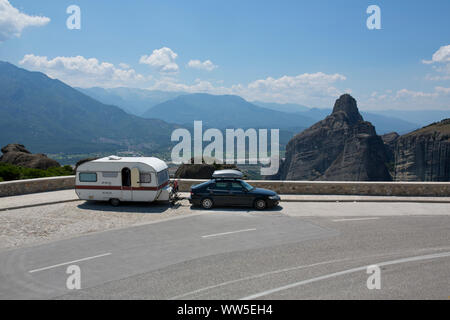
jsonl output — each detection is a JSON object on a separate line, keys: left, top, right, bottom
{"left": 121, "top": 167, "right": 133, "bottom": 201}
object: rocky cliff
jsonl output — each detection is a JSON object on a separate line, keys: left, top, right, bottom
{"left": 394, "top": 119, "right": 450, "bottom": 181}
{"left": 274, "top": 94, "right": 392, "bottom": 181}
{"left": 0, "top": 144, "right": 60, "bottom": 169}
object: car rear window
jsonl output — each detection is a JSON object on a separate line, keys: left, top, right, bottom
{"left": 214, "top": 182, "right": 228, "bottom": 190}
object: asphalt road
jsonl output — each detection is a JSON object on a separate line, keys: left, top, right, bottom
{"left": 0, "top": 201, "right": 449, "bottom": 300}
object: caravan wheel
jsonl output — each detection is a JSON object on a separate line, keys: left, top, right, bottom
{"left": 110, "top": 198, "right": 121, "bottom": 207}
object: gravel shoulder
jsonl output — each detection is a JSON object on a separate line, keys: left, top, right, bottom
{"left": 0, "top": 199, "right": 197, "bottom": 250}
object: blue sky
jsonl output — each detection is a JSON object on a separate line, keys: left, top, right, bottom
{"left": 1, "top": 0, "right": 450, "bottom": 110}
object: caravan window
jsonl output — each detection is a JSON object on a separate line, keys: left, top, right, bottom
{"left": 79, "top": 172, "right": 97, "bottom": 182}
{"left": 102, "top": 172, "right": 118, "bottom": 178}
{"left": 157, "top": 170, "right": 169, "bottom": 184}
{"left": 139, "top": 172, "right": 152, "bottom": 184}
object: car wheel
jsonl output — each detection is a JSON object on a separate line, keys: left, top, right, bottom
{"left": 110, "top": 198, "right": 120, "bottom": 207}
{"left": 254, "top": 199, "right": 267, "bottom": 210}
{"left": 201, "top": 198, "right": 214, "bottom": 210}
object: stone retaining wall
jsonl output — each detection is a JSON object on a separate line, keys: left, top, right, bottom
{"left": 176, "top": 179, "right": 450, "bottom": 197}
{"left": 1, "top": 176, "right": 449, "bottom": 197}
{"left": 0, "top": 176, "right": 75, "bottom": 197}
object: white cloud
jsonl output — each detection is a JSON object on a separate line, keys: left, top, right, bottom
{"left": 187, "top": 59, "right": 218, "bottom": 71}
{"left": 0, "top": 0, "right": 50, "bottom": 42}
{"left": 435, "top": 86, "right": 450, "bottom": 95}
{"left": 18, "top": 52, "right": 345, "bottom": 106}
{"left": 19, "top": 54, "right": 146, "bottom": 88}
{"left": 118, "top": 63, "right": 130, "bottom": 69}
{"left": 363, "top": 87, "right": 450, "bottom": 110}
{"left": 422, "top": 45, "right": 450, "bottom": 64}
{"left": 392, "top": 87, "right": 450, "bottom": 109}
{"left": 423, "top": 45, "right": 450, "bottom": 81}
{"left": 148, "top": 77, "right": 229, "bottom": 94}
{"left": 242, "top": 72, "right": 347, "bottom": 105}
{"left": 139, "top": 47, "right": 179, "bottom": 73}
{"left": 148, "top": 72, "right": 347, "bottom": 108}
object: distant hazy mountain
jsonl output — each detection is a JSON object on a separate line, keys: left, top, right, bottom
{"left": 143, "top": 93, "right": 315, "bottom": 129}
{"left": 0, "top": 62, "right": 177, "bottom": 154}
{"left": 77, "top": 87, "right": 183, "bottom": 116}
{"left": 253, "top": 101, "right": 420, "bottom": 134}
{"left": 369, "top": 109, "right": 449, "bottom": 128}
{"left": 252, "top": 101, "right": 310, "bottom": 113}
{"left": 361, "top": 112, "right": 419, "bottom": 135}
{"left": 80, "top": 86, "right": 431, "bottom": 135}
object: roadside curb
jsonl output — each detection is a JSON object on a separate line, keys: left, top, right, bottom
{"left": 2, "top": 196, "right": 449, "bottom": 212}
{"left": 0, "top": 199, "right": 81, "bottom": 212}
{"left": 281, "top": 198, "right": 450, "bottom": 203}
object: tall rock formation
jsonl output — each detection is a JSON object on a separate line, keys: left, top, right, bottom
{"left": 394, "top": 119, "right": 450, "bottom": 181}
{"left": 381, "top": 132, "right": 400, "bottom": 163}
{"left": 275, "top": 94, "right": 392, "bottom": 181}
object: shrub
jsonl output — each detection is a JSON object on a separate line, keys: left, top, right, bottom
{"left": 0, "top": 163, "right": 74, "bottom": 181}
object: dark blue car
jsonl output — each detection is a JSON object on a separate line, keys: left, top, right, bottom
{"left": 188, "top": 170, "right": 281, "bottom": 210}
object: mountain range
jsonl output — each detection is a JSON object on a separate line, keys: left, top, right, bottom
{"left": 77, "top": 87, "right": 183, "bottom": 117}
{"left": 0, "top": 61, "right": 448, "bottom": 182}
{"left": 143, "top": 93, "right": 313, "bottom": 130}
{"left": 0, "top": 61, "right": 177, "bottom": 155}
{"left": 78, "top": 87, "right": 448, "bottom": 135}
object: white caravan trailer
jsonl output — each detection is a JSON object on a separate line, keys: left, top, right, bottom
{"left": 75, "top": 156, "right": 171, "bottom": 206}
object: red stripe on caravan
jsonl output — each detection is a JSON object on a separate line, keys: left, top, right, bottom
{"left": 75, "top": 186, "right": 122, "bottom": 190}
{"left": 75, "top": 181, "right": 169, "bottom": 191}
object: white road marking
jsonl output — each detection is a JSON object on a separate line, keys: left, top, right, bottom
{"left": 202, "top": 228, "right": 257, "bottom": 239}
{"left": 171, "top": 246, "right": 450, "bottom": 300}
{"left": 332, "top": 217, "right": 380, "bottom": 222}
{"left": 240, "top": 251, "right": 450, "bottom": 300}
{"left": 29, "top": 252, "right": 112, "bottom": 273}
{"left": 170, "top": 258, "right": 351, "bottom": 300}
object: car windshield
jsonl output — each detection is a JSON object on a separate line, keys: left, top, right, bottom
{"left": 240, "top": 180, "right": 254, "bottom": 191}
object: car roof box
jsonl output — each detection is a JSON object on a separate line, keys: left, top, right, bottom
{"left": 212, "top": 169, "right": 243, "bottom": 179}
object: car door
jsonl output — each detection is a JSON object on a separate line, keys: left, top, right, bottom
{"left": 229, "top": 181, "right": 247, "bottom": 206}
{"left": 210, "top": 181, "right": 230, "bottom": 206}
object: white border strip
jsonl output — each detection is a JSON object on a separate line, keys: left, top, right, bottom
{"left": 29, "top": 252, "right": 112, "bottom": 273}
{"left": 202, "top": 228, "right": 257, "bottom": 239}
{"left": 332, "top": 217, "right": 380, "bottom": 222}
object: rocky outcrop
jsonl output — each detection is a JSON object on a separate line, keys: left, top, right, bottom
{"left": 175, "top": 164, "right": 217, "bottom": 179}
{"left": 174, "top": 158, "right": 237, "bottom": 179}
{"left": 394, "top": 119, "right": 450, "bottom": 181}
{"left": 381, "top": 132, "right": 399, "bottom": 162}
{"left": 381, "top": 132, "right": 399, "bottom": 176}
{"left": 275, "top": 94, "right": 392, "bottom": 181}
{"left": 0, "top": 144, "right": 60, "bottom": 169}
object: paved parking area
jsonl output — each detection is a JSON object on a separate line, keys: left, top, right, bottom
{"left": 0, "top": 190, "right": 449, "bottom": 251}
